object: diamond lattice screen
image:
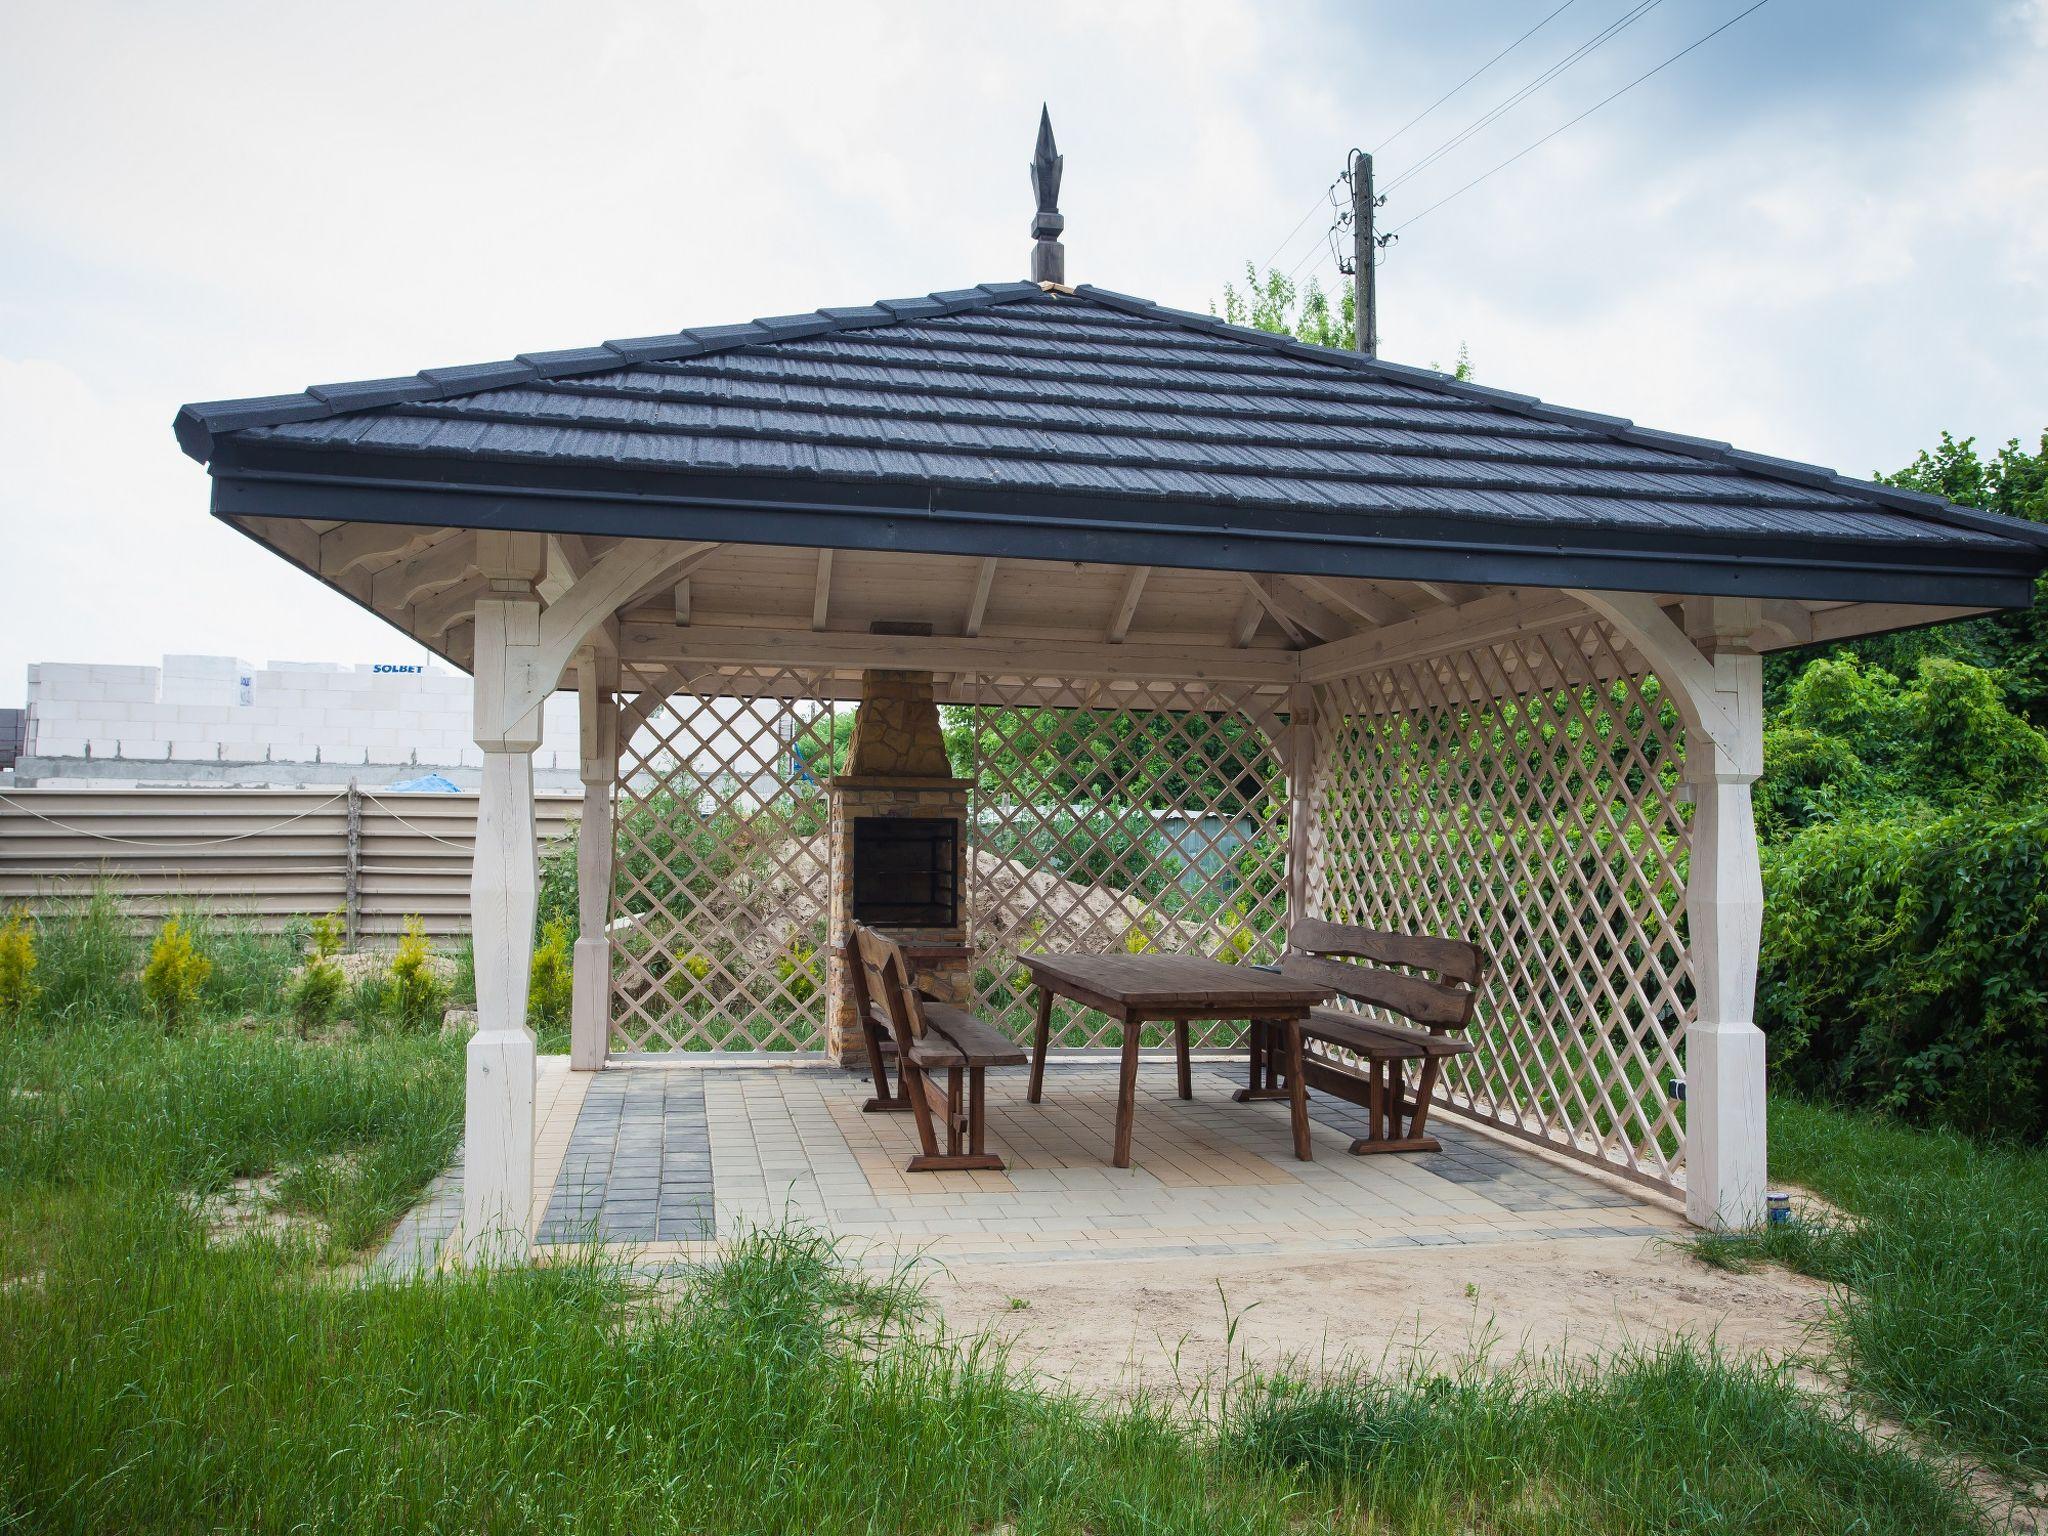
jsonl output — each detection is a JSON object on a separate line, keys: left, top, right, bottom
{"left": 962, "top": 678, "right": 1290, "bottom": 1049}
{"left": 1310, "top": 618, "right": 1691, "bottom": 1188}
{"left": 608, "top": 669, "right": 835, "bottom": 1052}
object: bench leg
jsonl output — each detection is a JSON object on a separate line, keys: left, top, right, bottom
{"left": 1344, "top": 1055, "right": 1446, "bottom": 1156}
{"left": 1233, "top": 1018, "right": 1294, "bottom": 1103}
{"left": 861, "top": 1020, "right": 909, "bottom": 1113}
{"left": 1027, "top": 984, "right": 1052, "bottom": 1104}
{"left": 1174, "top": 1020, "right": 1192, "bottom": 1100}
{"left": 969, "top": 1067, "right": 987, "bottom": 1157}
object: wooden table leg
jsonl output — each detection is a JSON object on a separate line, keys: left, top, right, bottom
{"left": 1173, "top": 1020, "right": 1192, "bottom": 1100}
{"left": 1112, "top": 1016, "right": 1143, "bottom": 1168}
{"left": 1283, "top": 1016, "right": 1313, "bottom": 1161}
{"left": 1027, "top": 984, "right": 1053, "bottom": 1104}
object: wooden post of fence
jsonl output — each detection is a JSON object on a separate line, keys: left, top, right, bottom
{"left": 344, "top": 778, "right": 362, "bottom": 946}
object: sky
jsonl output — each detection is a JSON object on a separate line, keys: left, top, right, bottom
{"left": 2, "top": 0, "right": 2044, "bottom": 707}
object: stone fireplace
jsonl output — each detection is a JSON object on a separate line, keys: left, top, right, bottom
{"left": 825, "top": 668, "right": 972, "bottom": 1062}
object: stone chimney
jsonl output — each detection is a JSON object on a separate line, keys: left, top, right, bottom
{"left": 843, "top": 669, "right": 952, "bottom": 780}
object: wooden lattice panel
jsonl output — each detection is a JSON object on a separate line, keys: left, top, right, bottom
{"left": 1310, "top": 618, "right": 1692, "bottom": 1188}
{"left": 608, "top": 669, "right": 834, "bottom": 1051}
{"left": 963, "top": 677, "right": 1290, "bottom": 1048}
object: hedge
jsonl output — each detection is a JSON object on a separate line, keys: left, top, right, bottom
{"left": 1759, "top": 807, "right": 2048, "bottom": 1142}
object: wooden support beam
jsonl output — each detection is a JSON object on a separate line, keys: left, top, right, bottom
{"left": 672, "top": 579, "right": 691, "bottom": 626}
{"left": 811, "top": 549, "right": 834, "bottom": 631}
{"left": 1299, "top": 587, "right": 1590, "bottom": 684}
{"left": 1260, "top": 577, "right": 1357, "bottom": 642}
{"left": 371, "top": 531, "right": 475, "bottom": 611}
{"left": 318, "top": 522, "right": 429, "bottom": 578}
{"left": 1235, "top": 574, "right": 1312, "bottom": 645}
{"left": 1807, "top": 601, "right": 1986, "bottom": 645}
{"left": 1293, "top": 574, "right": 1404, "bottom": 628}
{"left": 412, "top": 573, "right": 491, "bottom": 640}
{"left": 1230, "top": 591, "right": 1266, "bottom": 648}
{"left": 964, "top": 557, "right": 998, "bottom": 637}
{"left": 618, "top": 622, "right": 1299, "bottom": 685}
{"left": 1106, "top": 566, "right": 1151, "bottom": 643}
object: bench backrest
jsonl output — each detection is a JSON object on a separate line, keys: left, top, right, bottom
{"left": 851, "top": 924, "right": 930, "bottom": 1046}
{"left": 1281, "top": 916, "right": 1488, "bottom": 1035}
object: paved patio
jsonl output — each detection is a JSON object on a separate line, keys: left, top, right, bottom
{"left": 380, "top": 1056, "right": 1681, "bottom": 1276}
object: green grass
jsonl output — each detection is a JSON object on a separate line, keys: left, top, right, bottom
{"left": 1693, "top": 1097, "right": 2048, "bottom": 1478}
{"left": 0, "top": 1016, "right": 1990, "bottom": 1534}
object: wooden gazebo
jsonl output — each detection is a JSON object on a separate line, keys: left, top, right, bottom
{"left": 174, "top": 138, "right": 2048, "bottom": 1260}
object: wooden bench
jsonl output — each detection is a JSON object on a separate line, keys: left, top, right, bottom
{"left": 1245, "top": 918, "right": 1488, "bottom": 1156}
{"left": 847, "top": 925, "right": 1027, "bottom": 1173}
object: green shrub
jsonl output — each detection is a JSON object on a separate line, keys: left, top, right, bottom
{"left": 529, "top": 917, "right": 573, "bottom": 1027}
{"left": 777, "top": 939, "right": 819, "bottom": 1005}
{"left": 287, "top": 958, "right": 346, "bottom": 1038}
{"left": 309, "top": 910, "right": 345, "bottom": 961}
{"left": 0, "top": 908, "right": 38, "bottom": 1024}
{"left": 1760, "top": 807, "right": 2048, "bottom": 1140}
{"left": 387, "top": 917, "right": 445, "bottom": 1032}
{"left": 31, "top": 884, "right": 138, "bottom": 1021}
{"left": 141, "top": 916, "right": 212, "bottom": 1030}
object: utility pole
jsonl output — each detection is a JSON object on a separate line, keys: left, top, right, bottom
{"left": 1350, "top": 148, "right": 1376, "bottom": 357}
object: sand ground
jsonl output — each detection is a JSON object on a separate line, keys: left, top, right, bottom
{"left": 922, "top": 1231, "right": 1833, "bottom": 1397}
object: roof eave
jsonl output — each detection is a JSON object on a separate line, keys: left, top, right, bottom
{"left": 206, "top": 454, "right": 2045, "bottom": 613}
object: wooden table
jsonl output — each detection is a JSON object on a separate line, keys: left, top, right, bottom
{"left": 1019, "top": 953, "right": 1331, "bottom": 1169}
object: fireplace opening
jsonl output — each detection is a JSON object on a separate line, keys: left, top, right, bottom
{"left": 851, "top": 816, "right": 960, "bottom": 929}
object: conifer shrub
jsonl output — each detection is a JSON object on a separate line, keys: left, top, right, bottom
{"left": 309, "top": 910, "right": 345, "bottom": 961}
{"left": 528, "top": 917, "right": 573, "bottom": 1027}
{"left": 287, "top": 958, "right": 346, "bottom": 1038}
{"left": 0, "top": 908, "right": 38, "bottom": 1025}
{"left": 141, "top": 915, "right": 212, "bottom": 1030}
{"left": 387, "top": 916, "right": 445, "bottom": 1032}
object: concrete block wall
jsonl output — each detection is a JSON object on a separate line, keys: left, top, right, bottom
{"left": 22, "top": 654, "right": 581, "bottom": 783}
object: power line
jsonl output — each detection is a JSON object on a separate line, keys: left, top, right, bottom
{"left": 1382, "top": 0, "right": 1667, "bottom": 196}
{"left": 1256, "top": 0, "right": 1584, "bottom": 278}
{"left": 1256, "top": 173, "right": 1344, "bottom": 275}
{"left": 1388, "top": 0, "right": 1777, "bottom": 236}
{"left": 1373, "top": 0, "right": 1582, "bottom": 155}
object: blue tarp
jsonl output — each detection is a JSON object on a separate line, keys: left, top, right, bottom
{"left": 384, "top": 772, "right": 461, "bottom": 793}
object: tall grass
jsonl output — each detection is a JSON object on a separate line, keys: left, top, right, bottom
{"left": 1696, "top": 1097, "right": 2048, "bottom": 1476}
{"left": 1227, "top": 1346, "right": 1973, "bottom": 1533}
{"left": 0, "top": 1013, "right": 1990, "bottom": 1533}
{"left": 26, "top": 884, "right": 139, "bottom": 1021}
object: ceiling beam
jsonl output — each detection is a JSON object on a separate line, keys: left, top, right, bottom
{"left": 370, "top": 531, "right": 475, "bottom": 611}
{"left": 618, "top": 622, "right": 1297, "bottom": 685}
{"left": 1236, "top": 575, "right": 1308, "bottom": 645}
{"left": 1106, "top": 565, "right": 1151, "bottom": 643}
{"left": 318, "top": 522, "right": 429, "bottom": 578}
{"left": 1230, "top": 591, "right": 1265, "bottom": 648}
{"left": 964, "top": 557, "right": 998, "bottom": 637}
{"left": 811, "top": 549, "right": 834, "bottom": 631}
{"left": 1293, "top": 574, "right": 1403, "bottom": 628}
{"left": 1299, "top": 587, "right": 1591, "bottom": 684}
{"left": 411, "top": 573, "right": 490, "bottom": 639}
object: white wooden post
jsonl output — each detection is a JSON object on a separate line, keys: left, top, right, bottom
{"left": 464, "top": 533, "right": 546, "bottom": 1264}
{"left": 1571, "top": 590, "right": 1768, "bottom": 1229}
{"left": 1283, "top": 682, "right": 1317, "bottom": 925}
{"left": 570, "top": 647, "right": 616, "bottom": 1070}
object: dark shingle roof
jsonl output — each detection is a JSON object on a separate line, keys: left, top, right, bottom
{"left": 177, "top": 281, "right": 2048, "bottom": 607}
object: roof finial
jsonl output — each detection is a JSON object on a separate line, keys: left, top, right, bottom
{"left": 1030, "top": 104, "right": 1065, "bottom": 285}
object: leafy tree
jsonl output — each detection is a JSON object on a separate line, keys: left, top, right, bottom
{"left": 1765, "top": 430, "right": 2048, "bottom": 724}
{"left": 1216, "top": 263, "right": 1472, "bottom": 376}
